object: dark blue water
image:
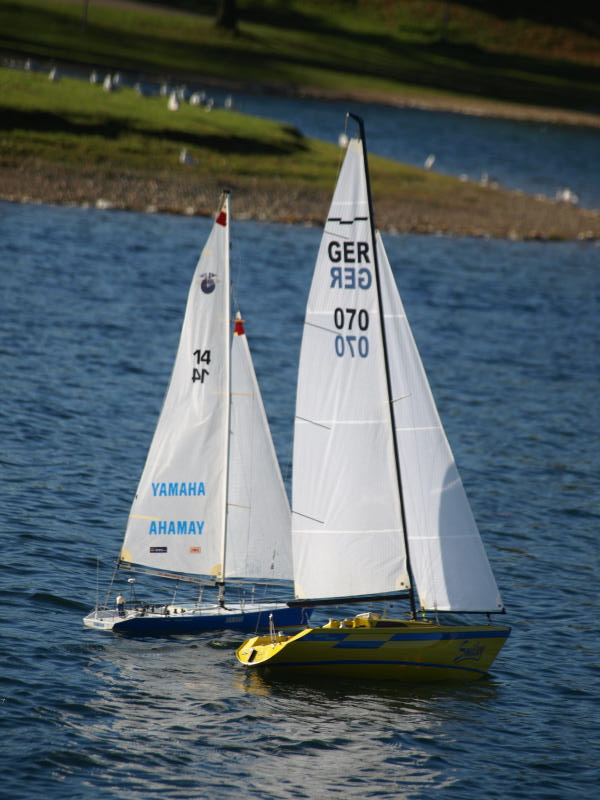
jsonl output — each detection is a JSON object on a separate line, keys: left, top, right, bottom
{"left": 1, "top": 195, "right": 598, "bottom": 799}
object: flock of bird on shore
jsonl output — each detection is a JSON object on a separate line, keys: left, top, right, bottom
{"left": 19, "top": 57, "right": 582, "bottom": 205}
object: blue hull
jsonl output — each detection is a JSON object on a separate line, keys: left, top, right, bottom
{"left": 109, "top": 604, "right": 311, "bottom": 635}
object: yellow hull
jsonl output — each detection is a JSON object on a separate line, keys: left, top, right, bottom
{"left": 236, "top": 613, "right": 510, "bottom": 682}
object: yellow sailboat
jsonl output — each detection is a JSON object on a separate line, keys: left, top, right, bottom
{"left": 236, "top": 115, "right": 510, "bottom": 681}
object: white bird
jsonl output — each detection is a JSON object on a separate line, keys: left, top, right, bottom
{"left": 179, "top": 148, "right": 197, "bottom": 166}
{"left": 103, "top": 74, "right": 114, "bottom": 92}
{"left": 89, "top": 69, "right": 98, "bottom": 84}
{"left": 168, "top": 91, "right": 180, "bottom": 111}
{"left": 555, "top": 188, "right": 579, "bottom": 205}
{"left": 189, "top": 91, "right": 204, "bottom": 106}
{"left": 224, "top": 94, "right": 233, "bottom": 109}
{"left": 48, "top": 67, "right": 60, "bottom": 81}
{"left": 338, "top": 133, "right": 349, "bottom": 149}
{"left": 160, "top": 82, "right": 170, "bottom": 97}
{"left": 424, "top": 153, "right": 436, "bottom": 169}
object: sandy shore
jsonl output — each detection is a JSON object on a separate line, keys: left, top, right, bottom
{"left": 2, "top": 160, "right": 599, "bottom": 240}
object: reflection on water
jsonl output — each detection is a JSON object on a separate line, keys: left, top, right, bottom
{"left": 80, "top": 634, "right": 499, "bottom": 799}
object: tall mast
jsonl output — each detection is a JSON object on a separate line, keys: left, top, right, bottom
{"left": 348, "top": 113, "right": 418, "bottom": 618}
{"left": 218, "top": 190, "right": 231, "bottom": 606}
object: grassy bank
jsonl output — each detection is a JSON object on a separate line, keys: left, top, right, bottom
{"left": 2, "top": 0, "right": 600, "bottom": 118}
{"left": 1, "top": 66, "right": 599, "bottom": 239}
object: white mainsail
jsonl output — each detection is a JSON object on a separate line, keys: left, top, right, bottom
{"left": 292, "top": 135, "right": 503, "bottom": 614}
{"left": 292, "top": 138, "right": 409, "bottom": 600}
{"left": 120, "top": 195, "right": 292, "bottom": 586}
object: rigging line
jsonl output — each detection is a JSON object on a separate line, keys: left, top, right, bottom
{"left": 292, "top": 510, "right": 326, "bottom": 524}
{"left": 294, "top": 415, "right": 331, "bottom": 430}
{"left": 304, "top": 320, "right": 337, "bottom": 335}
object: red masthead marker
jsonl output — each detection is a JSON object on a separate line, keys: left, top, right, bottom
{"left": 234, "top": 311, "right": 245, "bottom": 336}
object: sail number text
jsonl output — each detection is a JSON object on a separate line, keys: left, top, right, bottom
{"left": 192, "top": 349, "right": 211, "bottom": 382}
{"left": 328, "top": 239, "right": 372, "bottom": 290}
{"left": 334, "top": 307, "right": 369, "bottom": 358}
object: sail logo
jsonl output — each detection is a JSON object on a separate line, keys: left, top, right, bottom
{"left": 453, "top": 641, "right": 484, "bottom": 664}
{"left": 328, "top": 240, "right": 372, "bottom": 290}
{"left": 149, "top": 520, "right": 205, "bottom": 535}
{"left": 152, "top": 481, "right": 206, "bottom": 497}
{"left": 200, "top": 272, "right": 218, "bottom": 293}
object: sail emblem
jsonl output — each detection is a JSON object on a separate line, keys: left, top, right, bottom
{"left": 200, "top": 272, "right": 218, "bottom": 293}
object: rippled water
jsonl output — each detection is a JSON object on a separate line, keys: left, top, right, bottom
{"left": 1, "top": 197, "right": 598, "bottom": 799}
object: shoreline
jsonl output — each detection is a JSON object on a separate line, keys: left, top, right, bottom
{"left": 1, "top": 162, "right": 599, "bottom": 241}
{"left": 2, "top": 58, "right": 599, "bottom": 240}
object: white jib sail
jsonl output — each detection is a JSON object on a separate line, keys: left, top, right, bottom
{"left": 292, "top": 138, "right": 409, "bottom": 600}
{"left": 120, "top": 196, "right": 231, "bottom": 579}
{"left": 225, "top": 313, "right": 293, "bottom": 581}
{"left": 377, "top": 233, "right": 504, "bottom": 613}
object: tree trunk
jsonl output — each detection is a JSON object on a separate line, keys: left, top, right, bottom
{"left": 216, "top": 0, "right": 238, "bottom": 31}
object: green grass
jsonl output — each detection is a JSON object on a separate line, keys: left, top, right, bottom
{"left": 0, "top": 66, "right": 431, "bottom": 199}
{"left": 1, "top": 0, "right": 599, "bottom": 113}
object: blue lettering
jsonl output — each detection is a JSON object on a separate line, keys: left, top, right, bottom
{"left": 329, "top": 266, "right": 372, "bottom": 290}
{"left": 150, "top": 481, "right": 206, "bottom": 497}
{"left": 149, "top": 519, "right": 205, "bottom": 535}
{"left": 343, "top": 267, "right": 355, "bottom": 289}
{"left": 358, "top": 268, "right": 372, "bottom": 289}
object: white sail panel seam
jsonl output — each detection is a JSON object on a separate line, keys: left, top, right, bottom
{"left": 395, "top": 425, "right": 441, "bottom": 431}
{"left": 293, "top": 528, "right": 402, "bottom": 535}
